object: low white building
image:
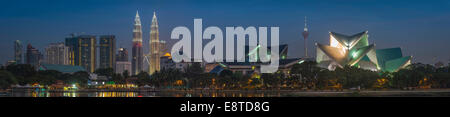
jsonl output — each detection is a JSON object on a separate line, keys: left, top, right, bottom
{"left": 115, "top": 61, "right": 131, "bottom": 76}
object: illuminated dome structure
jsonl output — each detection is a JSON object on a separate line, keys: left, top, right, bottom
{"left": 316, "top": 31, "right": 412, "bottom": 72}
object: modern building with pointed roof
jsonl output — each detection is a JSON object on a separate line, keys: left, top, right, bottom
{"left": 132, "top": 11, "right": 144, "bottom": 75}
{"left": 149, "top": 11, "right": 160, "bottom": 75}
{"left": 316, "top": 31, "right": 412, "bottom": 72}
{"left": 376, "top": 48, "right": 412, "bottom": 72}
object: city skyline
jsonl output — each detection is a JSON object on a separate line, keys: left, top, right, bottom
{"left": 2, "top": 2, "right": 450, "bottom": 115}
{"left": 1, "top": 0, "right": 450, "bottom": 65}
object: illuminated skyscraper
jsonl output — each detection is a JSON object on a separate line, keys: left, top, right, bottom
{"left": 116, "top": 47, "right": 128, "bottom": 62}
{"left": 132, "top": 11, "right": 143, "bottom": 75}
{"left": 115, "top": 47, "right": 131, "bottom": 76}
{"left": 149, "top": 11, "right": 160, "bottom": 75}
{"left": 45, "top": 43, "right": 69, "bottom": 65}
{"left": 26, "top": 44, "right": 42, "bottom": 67}
{"left": 65, "top": 35, "right": 97, "bottom": 73}
{"left": 14, "top": 40, "right": 23, "bottom": 64}
{"left": 159, "top": 40, "right": 167, "bottom": 55}
{"left": 99, "top": 35, "right": 116, "bottom": 69}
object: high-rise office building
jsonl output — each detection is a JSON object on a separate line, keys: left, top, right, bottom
{"left": 45, "top": 43, "right": 69, "bottom": 65}
{"left": 132, "top": 11, "right": 143, "bottom": 75}
{"left": 65, "top": 35, "right": 97, "bottom": 73}
{"left": 14, "top": 40, "right": 23, "bottom": 64}
{"left": 99, "top": 35, "right": 116, "bottom": 69}
{"left": 116, "top": 61, "right": 131, "bottom": 76}
{"left": 116, "top": 47, "right": 128, "bottom": 62}
{"left": 159, "top": 40, "right": 167, "bottom": 56}
{"left": 115, "top": 47, "right": 131, "bottom": 76}
{"left": 149, "top": 11, "right": 160, "bottom": 75}
{"left": 26, "top": 44, "right": 42, "bottom": 67}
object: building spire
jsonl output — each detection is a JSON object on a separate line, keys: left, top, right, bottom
{"left": 151, "top": 11, "right": 158, "bottom": 28}
{"left": 136, "top": 10, "right": 139, "bottom": 17}
{"left": 134, "top": 11, "right": 141, "bottom": 26}
{"left": 304, "top": 16, "right": 308, "bottom": 32}
{"left": 152, "top": 11, "right": 157, "bottom": 23}
{"left": 133, "top": 11, "right": 142, "bottom": 42}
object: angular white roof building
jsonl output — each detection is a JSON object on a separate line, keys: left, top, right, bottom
{"left": 316, "top": 31, "right": 411, "bottom": 72}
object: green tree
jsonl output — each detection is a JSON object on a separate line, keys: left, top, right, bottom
{"left": 186, "top": 62, "right": 204, "bottom": 74}
{"left": 216, "top": 69, "right": 236, "bottom": 89}
{"left": 261, "top": 73, "right": 283, "bottom": 89}
{"left": 432, "top": 66, "right": 450, "bottom": 88}
{"left": 0, "top": 70, "right": 18, "bottom": 89}
{"left": 137, "top": 72, "right": 151, "bottom": 86}
{"left": 94, "top": 68, "right": 114, "bottom": 77}
{"left": 290, "top": 61, "right": 322, "bottom": 89}
{"left": 290, "top": 61, "right": 321, "bottom": 79}
{"left": 334, "top": 66, "right": 379, "bottom": 89}
{"left": 316, "top": 70, "right": 338, "bottom": 89}
{"left": 65, "top": 71, "right": 89, "bottom": 87}
{"left": 111, "top": 74, "right": 125, "bottom": 84}
{"left": 34, "top": 70, "right": 63, "bottom": 85}
{"left": 6, "top": 64, "right": 36, "bottom": 84}
{"left": 219, "top": 69, "right": 233, "bottom": 77}
{"left": 391, "top": 63, "right": 434, "bottom": 89}
{"left": 122, "top": 70, "right": 130, "bottom": 78}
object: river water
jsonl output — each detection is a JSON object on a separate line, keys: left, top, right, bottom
{"left": 4, "top": 91, "right": 285, "bottom": 97}
{"left": 4, "top": 90, "right": 450, "bottom": 97}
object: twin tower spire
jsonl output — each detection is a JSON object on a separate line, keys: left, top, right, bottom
{"left": 132, "top": 11, "right": 160, "bottom": 75}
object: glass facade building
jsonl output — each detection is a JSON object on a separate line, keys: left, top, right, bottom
{"left": 65, "top": 35, "right": 97, "bottom": 73}
{"left": 14, "top": 40, "right": 23, "bottom": 64}
{"left": 132, "top": 11, "right": 143, "bottom": 75}
{"left": 99, "top": 35, "right": 116, "bottom": 69}
{"left": 45, "top": 43, "right": 70, "bottom": 65}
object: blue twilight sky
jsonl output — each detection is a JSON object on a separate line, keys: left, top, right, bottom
{"left": 0, "top": 0, "right": 449, "bottom": 64}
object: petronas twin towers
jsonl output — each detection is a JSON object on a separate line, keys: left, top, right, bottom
{"left": 132, "top": 11, "right": 160, "bottom": 75}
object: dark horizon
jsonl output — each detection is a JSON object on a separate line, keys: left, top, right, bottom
{"left": 1, "top": 0, "right": 450, "bottom": 65}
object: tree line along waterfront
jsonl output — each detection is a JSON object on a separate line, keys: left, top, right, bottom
{"left": 0, "top": 61, "right": 449, "bottom": 91}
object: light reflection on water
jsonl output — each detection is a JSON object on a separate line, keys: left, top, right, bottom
{"left": 8, "top": 90, "right": 450, "bottom": 97}
{"left": 10, "top": 91, "right": 282, "bottom": 97}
